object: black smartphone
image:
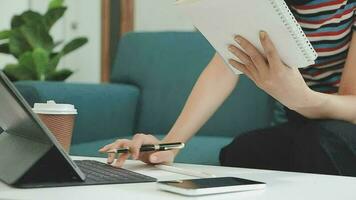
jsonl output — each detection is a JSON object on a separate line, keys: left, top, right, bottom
{"left": 157, "top": 177, "right": 266, "bottom": 196}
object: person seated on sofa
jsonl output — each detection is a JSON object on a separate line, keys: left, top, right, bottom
{"left": 100, "top": 0, "right": 356, "bottom": 176}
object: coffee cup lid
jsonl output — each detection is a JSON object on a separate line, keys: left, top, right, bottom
{"left": 32, "top": 100, "right": 77, "bottom": 115}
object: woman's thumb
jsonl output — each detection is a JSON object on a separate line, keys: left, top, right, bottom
{"left": 149, "top": 151, "right": 175, "bottom": 164}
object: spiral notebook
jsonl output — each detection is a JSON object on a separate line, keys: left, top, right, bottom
{"left": 175, "top": 0, "right": 318, "bottom": 74}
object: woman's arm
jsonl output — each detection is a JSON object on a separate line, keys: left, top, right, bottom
{"left": 164, "top": 53, "right": 239, "bottom": 143}
{"left": 229, "top": 31, "right": 356, "bottom": 123}
{"left": 294, "top": 32, "right": 356, "bottom": 123}
{"left": 100, "top": 53, "right": 239, "bottom": 166}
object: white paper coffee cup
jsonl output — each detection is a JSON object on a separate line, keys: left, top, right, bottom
{"left": 33, "top": 100, "right": 77, "bottom": 115}
{"left": 33, "top": 100, "right": 77, "bottom": 152}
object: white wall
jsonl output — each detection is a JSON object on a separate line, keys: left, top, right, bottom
{"left": 134, "top": 0, "right": 194, "bottom": 32}
{"left": 1, "top": 0, "right": 194, "bottom": 82}
{"left": 0, "top": 0, "right": 101, "bottom": 83}
{"left": 57, "top": 0, "right": 101, "bottom": 83}
{"left": 0, "top": 0, "right": 28, "bottom": 70}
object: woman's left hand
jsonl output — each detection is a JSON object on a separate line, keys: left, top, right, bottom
{"left": 228, "top": 31, "right": 314, "bottom": 110}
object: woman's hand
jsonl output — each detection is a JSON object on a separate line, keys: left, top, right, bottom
{"left": 99, "top": 133, "right": 176, "bottom": 168}
{"left": 228, "top": 31, "right": 315, "bottom": 110}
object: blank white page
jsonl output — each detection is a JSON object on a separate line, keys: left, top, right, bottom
{"left": 176, "top": 0, "right": 314, "bottom": 74}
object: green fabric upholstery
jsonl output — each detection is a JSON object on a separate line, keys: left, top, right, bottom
{"left": 15, "top": 32, "right": 276, "bottom": 165}
{"left": 15, "top": 82, "right": 140, "bottom": 144}
{"left": 14, "top": 84, "right": 41, "bottom": 107}
{"left": 112, "top": 32, "right": 275, "bottom": 138}
{"left": 70, "top": 139, "right": 114, "bottom": 158}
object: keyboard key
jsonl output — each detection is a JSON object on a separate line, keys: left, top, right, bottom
{"left": 74, "top": 160, "right": 156, "bottom": 184}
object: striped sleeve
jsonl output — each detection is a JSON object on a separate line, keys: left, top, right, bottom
{"left": 354, "top": 5, "right": 356, "bottom": 31}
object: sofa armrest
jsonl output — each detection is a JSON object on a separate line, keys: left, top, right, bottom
{"left": 15, "top": 81, "right": 140, "bottom": 144}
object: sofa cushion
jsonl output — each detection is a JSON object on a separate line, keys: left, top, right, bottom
{"left": 111, "top": 32, "right": 275, "bottom": 139}
{"left": 15, "top": 82, "right": 140, "bottom": 144}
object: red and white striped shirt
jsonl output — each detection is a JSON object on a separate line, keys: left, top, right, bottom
{"left": 288, "top": 0, "right": 356, "bottom": 93}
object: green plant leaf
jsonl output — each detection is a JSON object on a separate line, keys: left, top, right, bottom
{"left": 20, "top": 23, "right": 54, "bottom": 50}
{"left": 18, "top": 51, "right": 37, "bottom": 78}
{"left": 11, "top": 15, "right": 24, "bottom": 29}
{"left": 53, "top": 40, "right": 63, "bottom": 49}
{"left": 44, "top": 7, "right": 67, "bottom": 30}
{"left": 47, "top": 69, "right": 72, "bottom": 81}
{"left": 3, "top": 64, "right": 35, "bottom": 81}
{"left": 0, "top": 30, "right": 11, "bottom": 40}
{"left": 32, "top": 48, "right": 50, "bottom": 81}
{"left": 48, "top": 0, "right": 65, "bottom": 10}
{"left": 62, "top": 37, "right": 88, "bottom": 55}
{"left": 21, "top": 11, "right": 45, "bottom": 26}
{"left": 9, "top": 29, "right": 32, "bottom": 57}
{"left": 0, "top": 43, "right": 10, "bottom": 54}
{"left": 10, "top": 11, "right": 53, "bottom": 56}
{"left": 45, "top": 8, "right": 66, "bottom": 30}
{"left": 2, "top": 0, "right": 83, "bottom": 82}
{"left": 47, "top": 53, "right": 62, "bottom": 73}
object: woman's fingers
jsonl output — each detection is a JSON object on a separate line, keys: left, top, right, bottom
{"left": 130, "top": 133, "right": 159, "bottom": 160}
{"left": 100, "top": 133, "right": 156, "bottom": 165}
{"left": 228, "top": 44, "right": 259, "bottom": 76}
{"left": 100, "top": 139, "right": 130, "bottom": 164}
{"left": 259, "top": 31, "right": 282, "bottom": 67}
{"left": 99, "top": 144, "right": 113, "bottom": 152}
{"left": 99, "top": 134, "right": 175, "bottom": 167}
{"left": 99, "top": 139, "right": 129, "bottom": 152}
{"left": 112, "top": 153, "right": 130, "bottom": 168}
{"left": 228, "top": 59, "right": 254, "bottom": 80}
{"left": 107, "top": 152, "right": 116, "bottom": 164}
{"left": 228, "top": 45, "right": 253, "bottom": 66}
{"left": 130, "top": 134, "right": 146, "bottom": 160}
{"left": 234, "top": 35, "right": 269, "bottom": 72}
{"left": 99, "top": 143, "right": 116, "bottom": 164}
{"left": 149, "top": 151, "right": 175, "bottom": 164}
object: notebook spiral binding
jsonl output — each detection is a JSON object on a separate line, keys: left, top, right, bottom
{"left": 268, "top": 0, "right": 318, "bottom": 63}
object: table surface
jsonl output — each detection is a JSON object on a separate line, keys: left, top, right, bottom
{"left": 0, "top": 156, "right": 355, "bottom": 200}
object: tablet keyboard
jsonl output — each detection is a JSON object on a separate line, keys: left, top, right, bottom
{"left": 74, "top": 160, "right": 157, "bottom": 184}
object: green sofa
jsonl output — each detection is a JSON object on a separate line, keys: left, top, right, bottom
{"left": 15, "top": 32, "right": 276, "bottom": 165}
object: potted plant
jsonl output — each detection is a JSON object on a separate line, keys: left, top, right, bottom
{"left": 0, "top": 0, "right": 88, "bottom": 81}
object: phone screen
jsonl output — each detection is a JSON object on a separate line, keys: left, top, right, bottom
{"left": 159, "top": 177, "right": 265, "bottom": 189}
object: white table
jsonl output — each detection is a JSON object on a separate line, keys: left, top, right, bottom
{"left": 0, "top": 156, "right": 355, "bottom": 200}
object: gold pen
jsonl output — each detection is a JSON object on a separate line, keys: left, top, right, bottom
{"left": 105, "top": 142, "right": 185, "bottom": 154}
